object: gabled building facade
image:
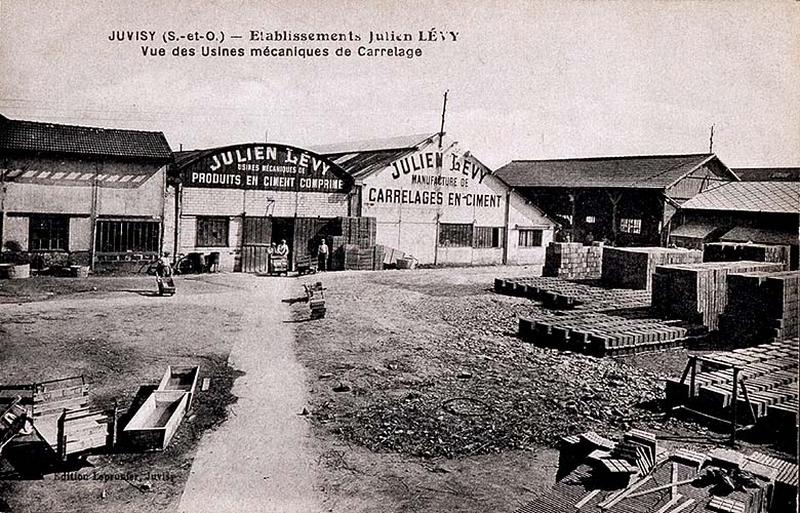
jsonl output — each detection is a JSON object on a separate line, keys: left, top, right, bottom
{"left": 495, "top": 154, "right": 738, "bottom": 247}
{"left": 320, "top": 134, "right": 557, "bottom": 266}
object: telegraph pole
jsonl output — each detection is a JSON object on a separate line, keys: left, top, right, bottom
{"left": 433, "top": 90, "right": 448, "bottom": 266}
{"left": 709, "top": 124, "right": 715, "bottom": 153}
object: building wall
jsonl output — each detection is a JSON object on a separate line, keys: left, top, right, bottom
{"left": 360, "top": 139, "right": 555, "bottom": 265}
{"left": 173, "top": 186, "right": 350, "bottom": 271}
{"left": 1, "top": 155, "right": 166, "bottom": 265}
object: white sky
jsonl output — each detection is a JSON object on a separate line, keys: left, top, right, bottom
{"left": 1, "top": 0, "right": 798, "bottom": 169}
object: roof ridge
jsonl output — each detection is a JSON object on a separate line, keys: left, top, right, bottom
{"left": 2, "top": 116, "right": 167, "bottom": 136}
{"left": 508, "top": 153, "right": 713, "bottom": 163}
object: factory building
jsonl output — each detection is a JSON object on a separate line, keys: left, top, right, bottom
{"left": 167, "top": 143, "right": 357, "bottom": 272}
{"left": 169, "top": 134, "right": 556, "bottom": 271}
{"left": 0, "top": 115, "right": 172, "bottom": 271}
{"left": 494, "top": 154, "right": 739, "bottom": 247}
{"left": 318, "top": 134, "right": 557, "bottom": 266}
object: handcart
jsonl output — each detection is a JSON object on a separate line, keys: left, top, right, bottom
{"left": 295, "top": 254, "right": 318, "bottom": 275}
{"left": 156, "top": 269, "right": 176, "bottom": 296}
{"left": 269, "top": 255, "right": 289, "bottom": 276}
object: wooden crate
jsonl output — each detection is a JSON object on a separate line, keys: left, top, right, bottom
{"left": 123, "top": 390, "right": 188, "bottom": 451}
{"left": 57, "top": 406, "right": 116, "bottom": 461}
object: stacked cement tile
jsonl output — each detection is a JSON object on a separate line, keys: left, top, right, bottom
{"left": 494, "top": 276, "right": 650, "bottom": 310}
{"left": 601, "top": 246, "right": 703, "bottom": 290}
{"left": 543, "top": 242, "right": 603, "bottom": 280}
{"left": 338, "top": 217, "right": 377, "bottom": 248}
{"left": 499, "top": 276, "right": 701, "bottom": 355}
{"left": 519, "top": 311, "right": 703, "bottom": 356}
{"left": 651, "top": 261, "right": 787, "bottom": 331}
{"left": 719, "top": 270, "right": 800, "bottom": 346}
{"left": 665, "top": 338, "right": 799, "bottom": 432}
{"left": 518, "top": 429, "right": 793, "bottom": 513}
{"left": 704, "top": 242, "right": 792, "bottom": 268}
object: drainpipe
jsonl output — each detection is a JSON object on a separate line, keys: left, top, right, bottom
{"left": 89, "top": 162, "right": 100, "bottom": 271}
{"left": 503, "top": 188, "right": 512, "bottom": 264}
{"left": 173, "top": 181, "right": 182, "bottom": 264}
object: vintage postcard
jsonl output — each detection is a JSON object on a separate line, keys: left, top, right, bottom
{"left": 0, "top": 1, "right": 798, "bottom": 512}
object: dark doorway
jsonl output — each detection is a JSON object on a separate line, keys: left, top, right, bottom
{"left": 271, "top": 217, "right": 295, "bottom": 270}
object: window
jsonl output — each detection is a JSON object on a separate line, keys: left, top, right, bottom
{"left": 620, "top": 218, "right": 642, "bottom": 234}
{"left": 585, "top": 216, "right": 596, "bottom": 224}
{"left": 438, "top": 223, "right": 472, "bottom": 247}
{"left": 29, "top": 215, "right": 69, "bottom": 251}
{"left": 96, "top": 220, "right": 160, "bottom": 254}
{"left": 196, "top": 217, "right": 229, "bottom": 247}
{"left": 518, "top": 229, "right": 543, "bottom": 247}
{"left": 474, "top": 226, "right": 503, "bottom": 248}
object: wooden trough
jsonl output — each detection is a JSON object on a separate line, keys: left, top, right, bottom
{"left": 157, "top": 365, "right": 200, "bottom": 410}
{"left": 123, "top": 390, "right": 189, "bottom": 452}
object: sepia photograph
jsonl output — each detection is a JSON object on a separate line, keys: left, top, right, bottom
{"left": 0, "top": 1, "right": 798, "bottom": 512}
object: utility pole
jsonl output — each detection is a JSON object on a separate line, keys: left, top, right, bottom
{"left": 433, "top": 90, "right": 448, "bottom": 266}
{"left": 709, "top": 124, "right": 715, "bottom": 153}
{"left": 438, "top": 90, "right": 448, "bottom": 149}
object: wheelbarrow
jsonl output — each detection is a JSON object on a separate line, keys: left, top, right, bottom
{"left": 156, "top": 272, "right": 176, "bottom": 296}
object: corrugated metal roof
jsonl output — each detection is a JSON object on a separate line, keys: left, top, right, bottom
{"left": 734, "top": 167, "right": 800, "bottom": 182}
{"left": 495, "top": 154, "right": 721, "bottom": 189}
{"left": 319, "top": 133, "right": 442, "bottom": 180}
{"left": 326, "top": 148, "right": 419, "bottom": 180}
{"left": 681, "top": 181, "right": 800, "bottom": 214}
{"left": 0, "top": 115, "right": 173, "bottom": 161}
{"left": 310, "top": 133, "right": 437, "bottom": 155}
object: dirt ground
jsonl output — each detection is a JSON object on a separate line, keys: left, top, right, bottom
{"left": 292, "top": 266, "right": 797, "bottom": 513}
{"left": 1, "top": 267, "right": 796, "bottom": 513}
{"left": 0, "top": 275, "right": 244, "bottom": 513}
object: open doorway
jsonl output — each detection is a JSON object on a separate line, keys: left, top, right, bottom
{"left": 271, "top": 217, "right": 295, "bottom": 270}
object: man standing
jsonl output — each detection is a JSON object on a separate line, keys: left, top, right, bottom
{"left": 317, "top": 238, "right": 329, "bottom": 272}
{"left": 276, "top": 239, "right": 289, "bottom": 256}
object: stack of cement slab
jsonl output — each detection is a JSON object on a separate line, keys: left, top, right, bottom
{"left": 704, "top": 241, "right": 791, "bottom": 267}
{"left": 665, "top": 338, "right": 799, "bottom": 432}
{"left": 719, "top": 270, "right": 800, "bottom": 345}
{"left": 601, "top": 247, "right": 702, "bottom": 290}
{"left": 519, "top": 311, "right": 703, "bottom": 356}
{"left": 338, "top": 217, "right": 377, "bottom": 248}
{"left": 651, "top": 261, "right": 787, "bottom": 331}
{"left": 543, "top": 242, "right": 603, "bottom": 280}
{"left": 495, "top": 276, "right": 651, "bottom": 310}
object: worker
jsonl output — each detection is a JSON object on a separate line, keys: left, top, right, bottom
{"left": 276, "top": 239, "right": 289, "bottom": 257}
{"left": 156, "top": 251, "right": 172, "bottom": 277}
{"left": 317, "top": 238, "right": 329, "bottom": 272}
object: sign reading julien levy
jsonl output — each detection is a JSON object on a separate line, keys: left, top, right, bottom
{"left": 182, "top": 144, "right": 350, "bottom": 193}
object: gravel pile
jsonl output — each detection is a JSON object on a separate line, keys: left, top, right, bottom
{"left": 309, "top": 294, "right": 672, "bottom": 458}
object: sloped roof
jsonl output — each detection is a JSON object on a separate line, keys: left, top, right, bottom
{"left": 318, "top": 133, "right": 439, "bottom": 180}
{"left": 681, "top": 181, "right": 799, "bottom": 214}
{"left": 310, "top": 133, "right": 436, "bottom": 155}
{"left": 0, "top": 115, "right": 172, "bottom": 161}
{"left": 721, "top": 226, "right": 798, "bottom": 246}
{"left": 670, "top": 221, "right": 724, "bottom": 240}
{"left": 733, "top": 167, "right": 800, "bottom": 182}
{"left": 495, "top": 153, "right": 724, "bottom": 189}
